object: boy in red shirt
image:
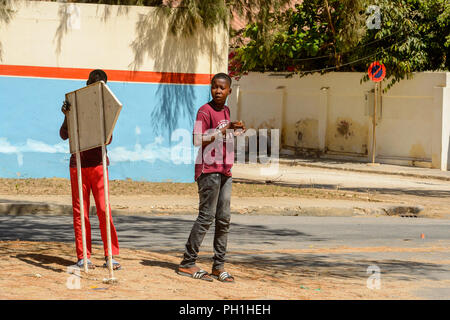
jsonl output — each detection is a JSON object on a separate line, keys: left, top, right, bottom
{"left": 178, "top": 73, "right": 245, "bottom": 282}
{"left": 59, "top": 69, "right": 121, "bottom": 270}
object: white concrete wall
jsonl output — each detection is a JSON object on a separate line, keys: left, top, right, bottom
{"left": 0, "top": 0, "right": 228, "bottom": 76}
{"left": 0, "top": 0, "right": 231, "bottom": 181}
{"left": 439, "top": 81, "right": 450, "bottom": 170}
{"left": 230, "top": 72, "right": 450, "bottom": 170}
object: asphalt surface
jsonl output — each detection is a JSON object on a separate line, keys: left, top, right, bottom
{"left": 1, "top": 214, "right": 449, "bottom": 299}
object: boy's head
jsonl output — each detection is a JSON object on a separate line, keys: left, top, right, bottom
{"left": 87, "top": 69, "right": 107, "bottom": 85}
{"left": 211, "top": 73, "right": 232, "bottom": 106}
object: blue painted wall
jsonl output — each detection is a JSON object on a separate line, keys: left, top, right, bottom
{"left": 0, "top": 76, "right": 211, "bottom": 182}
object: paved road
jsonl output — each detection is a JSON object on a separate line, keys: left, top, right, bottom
{"left": 1, "top": 214, "right": 449, "bottom": 299}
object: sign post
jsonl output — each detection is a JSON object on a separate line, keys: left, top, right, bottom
{"left": 368, "top": 61, "right": 386, "bottom": 164}
{"left": 71, "top": 94, "right": 89, "bottom": 274}
{"left": 97, "top": 84, "right": 116, "bottom": 283}
{"left": 66, "top": 81, "right": 122, "bottom": 282}
{"left": 373, "top": 82, "right": 378, "bottom": 164}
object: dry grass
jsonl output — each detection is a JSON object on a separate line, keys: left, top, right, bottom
{"left": 0, "top": 178, "right": 369, "bottom": 201}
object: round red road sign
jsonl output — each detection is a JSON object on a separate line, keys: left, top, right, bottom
{"left": 368, "top": 61, "right": 386, "bottom": 82}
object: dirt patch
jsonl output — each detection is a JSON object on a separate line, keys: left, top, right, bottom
{"left": 0, "top": 178, "right": 370, "bottom": 201}
{"left": 294, "top": 118, "right": 319, "bottom": 149}
{"left": 0, "top": 240, "right": 429, "bottom": 300}
{"left": 1, "top": 177, "right": 448, "bottom": 218}
{"left": 326, "top": 117, "right": 368, "bottom": 154}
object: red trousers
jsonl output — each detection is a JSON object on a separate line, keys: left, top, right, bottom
{"left": 70, "top": 165, "right": 119, "bottom": 260}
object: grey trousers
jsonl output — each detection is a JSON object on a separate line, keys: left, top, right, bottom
{"left": 180, "top": 173, "right": 232, "bottom": 270}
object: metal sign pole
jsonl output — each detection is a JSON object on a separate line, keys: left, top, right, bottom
{"left": 72, "top": 92, "right": 89, "bottom": 273}
{"left": 367, "top": 61, "right": 385, "bottom": 166}
{"left": 98, "top": 83, "right": 116, "bottom": 283}
{"left": 372, "top": 82, "right": 377, "bottom": 164}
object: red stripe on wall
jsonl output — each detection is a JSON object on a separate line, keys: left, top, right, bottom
{"left": 0, "top": 64, "right": 213, "bottom": 85}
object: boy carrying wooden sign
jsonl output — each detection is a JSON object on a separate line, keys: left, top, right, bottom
{"left": 59, "top": 70, "right": 122, "bottom": 283}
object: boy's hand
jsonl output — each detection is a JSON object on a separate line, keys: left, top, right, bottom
{"left": 231, "top": 120, "right": 245, "bottom": 130}
{"left": 61, "top": 100, "right": 71, "bottom": 115}
{"left": 232, "top": 121, "right": 246, "bottom": 136}
{"left": 219, "top": 121, "right": 246, "bottom": 136}
{"left": 219, "top": 122, "right": 232, "bottom": 135}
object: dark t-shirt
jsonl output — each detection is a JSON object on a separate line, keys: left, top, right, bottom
{"left": 193, "top": 101, "right": 234, "bottom": 181}
{"left": 59, "top": 117, "right": 111, "bottom": 168}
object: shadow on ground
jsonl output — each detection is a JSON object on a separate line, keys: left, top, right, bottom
{"left": 225, "top": 252, "right": 450, "bottom": 282}
{"left": 234, "top": 178, "right": 450, "bottom": 198}
{"left": 1, "top": 214, "right": 449, "bottom": 283}
{"left": 0, "top": 215, "right": 324, "bottom": 247}
{"left": 14, "top": 253, "right": 74, "bottom": 273}
{"left": 140, "top": 258, "right": 178, "bottom": 271}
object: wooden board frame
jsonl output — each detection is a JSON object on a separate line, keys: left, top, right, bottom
{"left": 64, "top": 81, "right": 121, "bottom": 279}
{"left": 65, "top": 81, "right": 122, "bottom": 154}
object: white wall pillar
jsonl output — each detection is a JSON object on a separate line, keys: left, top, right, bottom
{"left": 318, "top": 87, "right": 329, "bottom": 152}
{"left": 440, "top": 87, "right": 450, "bottom": 170}
{"left": 229, "top": 83, "right": 241, "bottom": 121}
{"left": 432, "top": 86, "right": 444, "bottom": 170}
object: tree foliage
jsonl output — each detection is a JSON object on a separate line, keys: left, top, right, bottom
{"left": 0, "top": 0, "right": 14, "bottom": 59}
{"left": 357, "top": 0, "right": 450, "bottom": 89}
{"left": 27, "top": 0, "right": 293, "bottom": 35}
{"left": 232, "top": 0, "right": 450, "bottom": 90}
{"left": 231, "top": 0, "right": 366, "bottom": 72}
{"left": 4, "top": 0, "right": 448, "bottom": 89}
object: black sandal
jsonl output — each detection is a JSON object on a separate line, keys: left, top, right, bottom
{"left": 211, "top": 270, "right": 235, "bottom": 283}
{"left": 177, "top": 269, "right": 213, "bottom": 282}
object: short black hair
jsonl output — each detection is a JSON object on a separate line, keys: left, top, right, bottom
{"left": 87, "top": 69, "right": 107, "bottom": 85}
{"left": 211, "top": 73, "right": 232, "bottom": 87}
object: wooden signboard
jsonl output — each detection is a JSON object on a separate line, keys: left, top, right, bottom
{"left": 65, "top": 81, "right": 122, "bottom": 154}
{"left": 64, "top": 80, "right": 121, "bottom": 281}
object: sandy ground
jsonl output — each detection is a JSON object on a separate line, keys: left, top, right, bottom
{"left": 1, "top": 240, "right": 440, "bottom": 300}
{"left": 232, "top": 163, "right": 450, "bottom": 218}
{"left": 1, "top": 175, "right": 449, "bottom": 218}
{"left": 0, "top": 177, "right": 366, "bottom": 200}
{"left": 1, "top": 171, "right": 448, "bottom": 299}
